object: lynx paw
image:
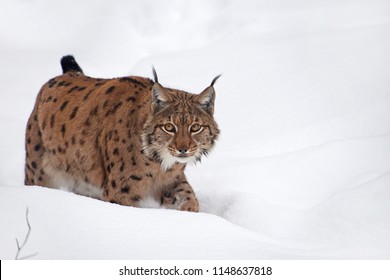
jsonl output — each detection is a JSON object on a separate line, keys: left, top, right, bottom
{"left": 179, "top": 197, "right": 199, "bottom": 212}
{"left": 161, "top": 195, "right": 199, "bottom": 212}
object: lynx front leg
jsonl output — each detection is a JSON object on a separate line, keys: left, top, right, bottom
{"left": 102, "top": 176, "right": 150, "bottom": 207}
{"left": 161, "top": 181, "right": 199, "bottom": 212}
{"left": 101, "top": 134, "right": 152, "bottom": 208}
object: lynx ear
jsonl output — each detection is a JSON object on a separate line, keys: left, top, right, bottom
{"left": 152, "top": 83, "right": 170, "bottom": 113}
{"left": 196, "top": 74, "right": 221, "bottom": 115}
{"left": 151, "top": 66, "right": 171, "bottom": 113}
{"left": 197, "top": 86, "right": 216, "bottom": 115}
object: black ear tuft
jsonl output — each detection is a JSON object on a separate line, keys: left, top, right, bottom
{"left": 61, "top": 55, "right": 83, "bottom": 74}
{"left": 152, "top": 66, "right": 158, "bottom": 84}
{"left": 210, "top": 74, "right": 222, "bottom": 87}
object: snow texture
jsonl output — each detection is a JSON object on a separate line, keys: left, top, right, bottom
{"left": 1, "top": 0, "right": 390, "bottom": 259}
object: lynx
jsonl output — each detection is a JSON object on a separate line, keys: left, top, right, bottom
{"left": 24, "top": 56, "right": 220, "bottom": 212}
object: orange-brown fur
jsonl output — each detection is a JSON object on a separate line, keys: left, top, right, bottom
{"left": 25, "top": 57, "right": 220, "bottom": 212}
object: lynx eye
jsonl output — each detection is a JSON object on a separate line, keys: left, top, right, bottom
{"left": 163, "top": 123, "right": 176, "bottom": 133}
{"left": 190, "top": 123, "right": 202, "bottom": 133}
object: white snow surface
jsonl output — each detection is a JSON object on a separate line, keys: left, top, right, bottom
{"left": 1, "top": 0, "right": 390, "bottom": 259}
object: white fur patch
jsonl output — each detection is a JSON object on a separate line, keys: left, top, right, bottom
{"left": 159, "top": 149, "right": 197, "bottom": 170}
{"left": 63, "top": 180, "right": 104, "bottom": 199}
{"left": 138, "top": 196, "right": 161, "bottom": 209}
{"left": 43, "top": 160, "right": 103, "bottom": 199}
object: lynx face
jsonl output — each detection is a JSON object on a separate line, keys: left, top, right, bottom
{"left": 142, "top": 82, "right": 220, "bottom": 170}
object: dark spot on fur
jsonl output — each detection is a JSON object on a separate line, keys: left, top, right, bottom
{"left": 111, "top": 180, "right": 117, "bottom": 188}
{"left": 90, "top": 106, "right": 98, "bottom": 116}
{"left": 78, "top": 86, "right": 86, "bottom": 91}
{"left": 79, "top": 139, "right": 85, "bottom": 145}
{"left": 127, "top": 96, "right": 136, "bottom": 102}
{"left": 57, "top": 81, "right": 66, "bottom": 87}
{"left": 31, "top": 161, "right": 37, "bottom": 169}
{"left": 105, "top": 86, "right": 115, "bottom": 94}
{"left": 42, "top": 120, "right": 47, "bottom": 130}
{"left": 34, "top": 144, "right": 41, "bottom": 151}
{"left": 113, "top": 148, "right": 119, "bottom": 155}
{"left": 84, "top": 118, "right": 91, "bottom": 126}
{"left": 131, "top": 195, "right": 141, "bottom": 202}
{"left": 61, "top": 124, "right": 66, "bottom": 137}
{"left": 60, "top": 101, "right": 69, "bottom": 111}
{"left": 50, "top": 114, "right": 55, "bottom": 128}
{"left": 113, "top": 102, "right": 123, "bottom": 112}
{"left": 119, "top": 162, "right": 125, "bottom": 172}
{"left": 83, "top": 90, "right": 93, "bottom": 101}
{"left": 71, "top": 135, "right": 76, "bottom": 145}
{"left": 68, "top": 86, "right": 79, "bottom": 93}
{"left": 48, "top": 80, "right": 57, "bottom": 88}
{"left": 119, "top": 77, "right": 149, "bottom": 88}
{"left": 130, "top": 175, "right": 142, "bottom": 181}
{"left": 173, "top": 181, "right": 188, "bottom": 189}
{"left": 118, "top": 77, "right": 132, "bottom": 83}
{"left": 121, "top": 186, "right": 129, "bottom": 193}
{"left": 105, "top": 102, "right": 123, "bottom": 117}
{"left": 70, "top": 107, "right": 79, "bottom": 119}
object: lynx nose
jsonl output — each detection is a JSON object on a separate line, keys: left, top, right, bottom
{"left": 178, "top": 148, "right": 188, "bottom": 154}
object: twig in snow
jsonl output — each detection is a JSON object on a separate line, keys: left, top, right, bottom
{"left": 15, "top": 207, "right": 38, "bottom": 260}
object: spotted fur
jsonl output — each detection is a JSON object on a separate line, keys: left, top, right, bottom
{"left": 25, "top": 55, "right": 220, "bottom": 212}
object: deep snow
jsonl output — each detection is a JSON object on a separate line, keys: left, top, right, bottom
{"left": 1, "top": 0, "right": 390, "bottom": 259}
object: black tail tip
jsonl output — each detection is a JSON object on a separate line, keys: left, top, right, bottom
{"left": 61, "top": 55, "right": 83, "bottom": 74}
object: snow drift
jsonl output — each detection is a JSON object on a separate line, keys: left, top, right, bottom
{"left": 1, "top": 0, "right": 390, "bottom": 259}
